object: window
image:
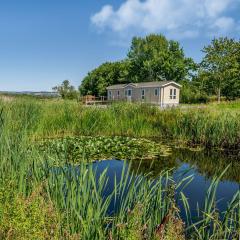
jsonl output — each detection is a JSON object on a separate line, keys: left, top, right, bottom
{"left": 173, "top": 89, "right": 177, "bottom": 99}
{"left": 154, "top": 88, "right": 158, "bottom": 96}
{"left": 170, "top": 88, "right": 177, "bottom": 99}
{"left": 109, "top": 91, "right": 112, "bottom": 99}
{"left": 117, "top": 90, "right": 120, "bottom": 97}
{"left": 141, "top": 89, "right": 145, "bottom": 100}
{"left": 170, "top": 89, "right": 173, "bottom": 99}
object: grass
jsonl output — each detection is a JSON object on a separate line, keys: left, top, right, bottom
{"left": 1, "top": 97, "right": 240, "bottom": 149}
{"left": 0, "top": 97, "right": 239, "bottom": 239}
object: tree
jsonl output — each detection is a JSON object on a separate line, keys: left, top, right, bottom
{"left": 199, "top": 37, "right": 240, "bottom": 102}
{"left": 53, "top": 80, "right": 78, "bottom": 100}
{"left": 79, "top": 61, "right": 129, "bottom": 96}
{"left": 127, "top": 34, "right": 196, "bottom": 82}
{"left": 79, "top": 34, "right": 196, "bottom": 96}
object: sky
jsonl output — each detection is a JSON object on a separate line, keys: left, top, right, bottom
{"left": 0, "top": 0, "right": 239, "bottom": 91}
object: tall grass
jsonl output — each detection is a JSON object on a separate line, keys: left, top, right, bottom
{"left": 0, "top": 98, "right": 239, "bottom": 239}
{"left": 2, "top": 98, "right": 239, "bottom": 148}
{"left": 12, "top": 99, "right": 240, "bottom": 149}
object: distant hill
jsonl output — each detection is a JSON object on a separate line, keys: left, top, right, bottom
{"left": 0, "top": 91, "right": 59, "bottom": 97}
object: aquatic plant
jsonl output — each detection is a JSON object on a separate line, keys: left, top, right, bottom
{"left": 38, "top": 136, "right": 171, "bottom": 164}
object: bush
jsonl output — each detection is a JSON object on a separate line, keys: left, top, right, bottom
{"left": 180, "top": 81, "right": 209, "bottom": 104}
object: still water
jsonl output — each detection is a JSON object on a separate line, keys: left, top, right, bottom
{"left": 92, "top": 147, "right": 240, "bottom": 217}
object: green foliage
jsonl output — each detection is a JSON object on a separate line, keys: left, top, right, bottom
{"left": 0, "top": 99, "right": 240, "bottom": 239}
{"left": 127, "top": 34, "right": 196, "bottom": 83}
{"left": 198, "top": 37, "right": 240, "bottom": 101}
{"left": 116, "top": 204, "right": 147, "bottom": 240}
{"left": 79, "top": 34, "right": 196, "bottom": 97}
{"left": 115, "top": 203, "right": 185, "bottom": 240}
{"left": 30, "top": 100, "right": 240, "bottom": 150}
{"left": 79, "top": 35, "right": 240, "bottom": 103}
{"left": 180, "top": 80, "right": 209, "bottom": 104}
{"left": 53, "top": 80, "right": 78, "bottom": 100}
{"left": 38, "top": 136, "right": 171, "bottom": 164}
{"left": 0, "top": 185, "right": 60, "bottom": 240}
{"left": 80, "top": 61, "right": 129, "bottom": 96}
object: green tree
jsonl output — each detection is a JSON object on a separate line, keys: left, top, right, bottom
{"left": 79, "top": 61, "right": 129, "bottom": 96}
{"left": 53, "top": 80, "right": 78, "bottom": 100}
{"left": 199, "top": 37, "right": 240, "bottom": 102}
{"left": 79, "top": 34, "right": 196, "bottom": 96}
{"left": 127, "top": 34, "right": 196, "bottom": 82}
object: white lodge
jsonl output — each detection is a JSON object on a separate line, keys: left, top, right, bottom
{"left": 106, "top": 81, "right": 181, "bottom": 107}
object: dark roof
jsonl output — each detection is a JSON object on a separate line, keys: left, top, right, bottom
{"left": 106, "top": 81, "right": 181, "bottom": 90}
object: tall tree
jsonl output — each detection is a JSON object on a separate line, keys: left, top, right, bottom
{"left": 127, "top": 34, "right": 196, "bottom": 82}
{"left": 79, "top": 34, "right": 196, "bottom": 97}
{"left": 53, "top": 80, "right": 77, "bottom": 99}
{"left": 200, "top": 37, "right": 240, "bottom": 102}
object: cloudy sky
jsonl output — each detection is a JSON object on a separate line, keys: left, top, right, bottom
{"left": 0, "top": 0, "right": 239, "bottom": 91}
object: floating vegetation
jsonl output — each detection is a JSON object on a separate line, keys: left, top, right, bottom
{"left": 38, "top": 136, "right": 172, "bottom": 163}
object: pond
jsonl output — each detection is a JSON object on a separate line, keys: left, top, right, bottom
{"left": 92, "top": 147, "right": 240, "bottom": 219}
{"left": 41, "top": 136, "right": 240, "bottom": 220}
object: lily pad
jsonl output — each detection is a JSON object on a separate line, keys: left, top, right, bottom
{"left": 38, "top": 136, "right": 172, "bottom": 164}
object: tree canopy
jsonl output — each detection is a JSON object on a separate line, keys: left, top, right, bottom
{"left": 197, "top": 37, "right": 240, "bottom": 101}
{"left": 127, "top": 34, "right": 196, "bottom": 83}
{"left": 79, "top": 34, "right": 240, "bottom": 102}
{"left": 79, "top": 61, "right": 129, "bottom": 96}
{"left": 80, "top": 34, "right": 196, "bottom": 97}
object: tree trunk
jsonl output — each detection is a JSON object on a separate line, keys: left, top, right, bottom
{"left": 217, "top": 87, "right": 221, "bottom": 104}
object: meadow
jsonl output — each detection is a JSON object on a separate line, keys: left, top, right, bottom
{"left": 0, "top": 97, "right": 239, "bottom": 239}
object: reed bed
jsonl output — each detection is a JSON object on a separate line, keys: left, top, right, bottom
{"left": 0, "top": 98, "right": 240, "bottom": 239}
{"left": 1, "top": 98, "right": 239, "bottom": 149}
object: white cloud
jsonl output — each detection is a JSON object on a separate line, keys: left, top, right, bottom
{"left": 91, "top": 0, "right": 239, "bottom": 39}
{"left": 205, "top": 0, "right": 233, "bottom": 17}
{"left": 91, "top": 5, "right": 114, "bottom": 29}
{"left": 212, "top": 17, "right": 235, "bottom": 32}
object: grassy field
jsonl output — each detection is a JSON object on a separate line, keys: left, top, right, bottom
{"left": 0, "top": 97, "right": 239, "bottom": 239}
{"left": 1, "top": 96, "right": 239, "bottom": 149}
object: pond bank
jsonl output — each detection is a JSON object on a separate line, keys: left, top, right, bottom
{"left": 1, "top": 98, "right": 240, "bottom": 150}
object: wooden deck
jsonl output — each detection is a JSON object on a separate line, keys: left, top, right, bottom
{"left": 81, "top": 96, "right": 110, "bottom": 105}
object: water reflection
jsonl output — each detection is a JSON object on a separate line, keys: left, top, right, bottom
{"left": 93, "top": 147, "right": 240, "bottom": 217}
{"left": 127, "top": 147, "right": 240, "bottom": 183}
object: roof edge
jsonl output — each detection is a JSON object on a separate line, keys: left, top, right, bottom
{"left": 161, "top": 81, "right": 182, "bottom": 88}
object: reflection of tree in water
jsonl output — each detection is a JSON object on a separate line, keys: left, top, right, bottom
{"left": 127, "top": 155, "right": 180, "bottom": 178}
{"left": 127, "top": 148, "right": 240, "bottom": 183}
{"left": 177, "top": 149, "right": 240, "bottom": 183}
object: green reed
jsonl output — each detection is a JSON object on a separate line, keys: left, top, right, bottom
{"left": 2, "top": 98, "right": 239, "bottom": 149}
{"left": 0, "top": 98, "right": 240, "bottom": 239}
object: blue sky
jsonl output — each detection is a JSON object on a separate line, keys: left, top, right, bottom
{"left": 0, "top": 0, "right": 239, "bottom": 91}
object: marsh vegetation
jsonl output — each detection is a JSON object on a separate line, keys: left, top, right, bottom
{"left": 0, "top": 98, "right": 239, "bottom": 239}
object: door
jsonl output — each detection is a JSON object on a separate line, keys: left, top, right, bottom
{"left": 127, "top": 89, "right": 132, "bottom": 102}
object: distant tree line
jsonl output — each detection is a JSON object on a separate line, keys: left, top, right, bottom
{"left": 55, "top": 34, "right": 240, "bottom": 103}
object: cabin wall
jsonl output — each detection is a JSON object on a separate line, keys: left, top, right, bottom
{"left": 162, "top": 85, "right": 180, "bottom": 107}
{"left": 108, "top": 84, "right": 180, "bottom": 107}
{"left": 107, "top": 89, "right": 125, "bottom": 100}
